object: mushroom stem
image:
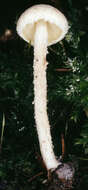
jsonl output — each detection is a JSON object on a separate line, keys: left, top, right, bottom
{"left": 33, "top": 20, "right": 59, "bottom": 170}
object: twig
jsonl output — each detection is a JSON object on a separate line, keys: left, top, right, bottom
{"left": 55, "top": 68, "right": 72, "bottom": 72}
{"left": 28, "top": 171, "right": 43, "bottom": 183}
{"left": 61, "top": 133, "right": 66, "bottom": 159}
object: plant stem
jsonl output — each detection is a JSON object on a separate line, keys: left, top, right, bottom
{"left": 0, "top": 113, "right": 5, "bottom": 154}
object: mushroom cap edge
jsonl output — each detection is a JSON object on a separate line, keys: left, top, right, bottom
{"left": 16, "top": 4, "right": 69, "bottom": 46}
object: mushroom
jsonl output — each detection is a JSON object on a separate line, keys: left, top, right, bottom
{"left": 16, "top": 4, "right": 68, "bottom": 171}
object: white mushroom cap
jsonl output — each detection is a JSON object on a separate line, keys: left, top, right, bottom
{"left": 17, "top": 4, "right": 68, "bottom": 46}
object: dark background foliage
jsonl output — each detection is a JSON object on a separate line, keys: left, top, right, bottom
{"left": 0, "top": 0, "right": 88, "bottom": 189}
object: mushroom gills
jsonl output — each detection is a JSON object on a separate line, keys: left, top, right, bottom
{"left": 22, "top": 19, "right": 62, "bottom": 45}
